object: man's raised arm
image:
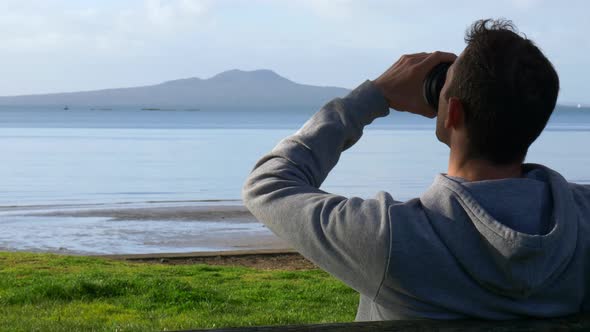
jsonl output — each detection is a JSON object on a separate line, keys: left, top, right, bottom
{"left": 242, "top": 52, "right": 456, "bottom": 298}
{"left": 242, "top": 80, "right": 393, "bottom": 298}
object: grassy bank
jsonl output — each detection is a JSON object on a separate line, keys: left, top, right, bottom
{"left": 0, "top": 252, "right": 358, "bottom": 331}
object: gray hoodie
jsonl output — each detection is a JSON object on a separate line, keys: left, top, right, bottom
{"left": 242, "top": 81, "right": 590, "bottom": 320}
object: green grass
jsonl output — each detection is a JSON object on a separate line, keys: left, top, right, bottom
{"left": 0, "top": 252, "right": 358, "bottom": 331}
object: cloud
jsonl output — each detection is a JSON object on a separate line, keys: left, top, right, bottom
{"left": 289, "top": 0, "right": 418, "bottom": 19}
{"left": 509, "top": 0, "right": 541, "bottom": 9}
{"left": 297, "top": 0, "right": 356, "bottom": 18}
{"left": 143, "top": 0, "right": 209, "bottom": 28}
{"left": 0, "top": 0, "right": 212, "bottom": 54}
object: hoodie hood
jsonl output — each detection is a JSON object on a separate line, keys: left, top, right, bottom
{"left": 420, "top": 164, "right": 579, "bottom": 299}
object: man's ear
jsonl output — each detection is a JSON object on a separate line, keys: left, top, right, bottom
{"left": 444, "top": 97, "right": 465, "bottom": 129}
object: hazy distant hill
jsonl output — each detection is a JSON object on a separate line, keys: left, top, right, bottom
{"left": 0, "top": 69, "right": 350, "bottom": 110}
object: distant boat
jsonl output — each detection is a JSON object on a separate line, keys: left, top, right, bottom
{"left": 63, "top": 105, "right": 69, "bottom": 110}
{"left": 578, "top": 104, "right": 582, "bottom": 109}
{"left": 141, "top": 107, "right": 200, "bottom": 112}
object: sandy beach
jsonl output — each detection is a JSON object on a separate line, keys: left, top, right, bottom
{"left": 0, "top": 202, "right": 291, "bottom": 255}
{"left": 27, "top": 204, "right": 258, "bottom": 222}
{"left": 101, "top": 249, "right": 316, "bottom": 270}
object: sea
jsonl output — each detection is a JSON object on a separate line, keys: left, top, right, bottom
{"left": 1, "top": 105, "right": 589, "bottom": 254}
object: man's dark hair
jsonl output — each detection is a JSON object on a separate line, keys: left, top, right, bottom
{"left": 445, "top": 19, "right": 559, "bottom": 164}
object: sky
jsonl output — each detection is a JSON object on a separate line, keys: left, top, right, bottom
{"left": 1, "top": 0, "right": 589, "bottom": 104}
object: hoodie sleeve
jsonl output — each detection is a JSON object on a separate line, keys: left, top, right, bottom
{"left": 242, "top": 81, "right": 396, "bottom": 298}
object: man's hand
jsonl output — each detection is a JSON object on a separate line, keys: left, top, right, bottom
{"left": 374, "top": 51, "right": 457, "bottom": 118}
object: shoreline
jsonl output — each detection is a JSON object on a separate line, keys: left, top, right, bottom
{"left": 97, "top": 249, "right": 315, "bottom": 270}
{"left": 24, "top": 204, "right": 257, "bottom": 222}
{"left": 0, "top": 203, "right": 291, "bottom": 255}
{"left": 0, "top": 199, "right": 242, "bottom": 213}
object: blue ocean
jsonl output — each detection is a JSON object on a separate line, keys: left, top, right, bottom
{"left": 0, "top": 105, "right": 588, "bottom": 254}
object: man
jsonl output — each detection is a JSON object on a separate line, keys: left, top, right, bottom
{"left": 242, "top": 19, "right": 590, "bottom": 319}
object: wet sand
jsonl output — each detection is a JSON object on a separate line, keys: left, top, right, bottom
{"left": 26, "top": 204, "right": 257, "bottom": 222}
{"left": 102, "top": 249, "right": 316, "bottom": 270}
{"left": 0, "top": 203, "right": 291, "bottom": 255}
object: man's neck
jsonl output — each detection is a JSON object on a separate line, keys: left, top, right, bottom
{"left": 448, "top": 156, "right": 523, "bottom": 182}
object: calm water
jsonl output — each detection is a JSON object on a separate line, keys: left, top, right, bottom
{"left": 0, "top": 106, "right": 589, "bottom": 206}
{"left": 0, "top": 105, "right": 589, "bottom": 254}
